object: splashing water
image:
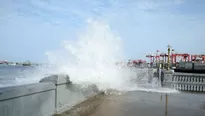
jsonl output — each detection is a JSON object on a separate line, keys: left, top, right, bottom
{"left": 46, "top": 20, "right": 131, "bottom": 90}
{"left": 45, "top": 20, "right": 178, "bottom": 93}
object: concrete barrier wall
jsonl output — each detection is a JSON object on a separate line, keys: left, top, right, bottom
{"left": 162, "top": 71, "right": 205, "bottom": 92}
{"left": 0, "top": 74, "right": 100, "bottom": 116}
{"left": 40, "top": 74, "right": 99, "bottom": 114}
{"left": 0, "top": 83, "right": 56, "bottom": 116}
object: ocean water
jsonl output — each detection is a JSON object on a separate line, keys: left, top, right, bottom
{"left": 0, "top": 65, "right": 51, "bottom": 88}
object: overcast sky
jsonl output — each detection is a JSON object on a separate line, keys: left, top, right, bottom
{"left": 0, "top": 0, "right": 205, "bottom": 62}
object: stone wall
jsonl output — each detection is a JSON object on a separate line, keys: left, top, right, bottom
{"left": 0, "top": 74, "right": 100, "bottom": 116}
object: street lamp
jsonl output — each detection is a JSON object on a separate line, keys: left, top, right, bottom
{"left": 160, "top": 52, "right": 165, "bottom": 69}
{"left": 156, "top": 50, "right": 160, "bottom": 67}
{"left": 167, "top": 45, "right": 171, "bottom": 70}
{"left": 172, "top": 49, "right": 175, "bottom": 65}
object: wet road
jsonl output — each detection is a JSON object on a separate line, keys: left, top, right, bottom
{"left": 88, "top": 91, "right": 205, "bottom": 116}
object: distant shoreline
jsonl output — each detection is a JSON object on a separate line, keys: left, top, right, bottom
{"left": 0, "top": 63, "right": 40, "bottom": 67}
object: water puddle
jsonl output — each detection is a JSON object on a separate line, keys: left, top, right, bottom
{"left": 200, "top": 102, "right": 205, "bottom": 110}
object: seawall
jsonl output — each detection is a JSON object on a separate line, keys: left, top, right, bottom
{"left": 0, "top": 74, "right": 101, "bottom": 116}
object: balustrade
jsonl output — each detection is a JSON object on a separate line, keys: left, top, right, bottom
{"left": 163, "top": 72, "right": 205, "bottom": 92}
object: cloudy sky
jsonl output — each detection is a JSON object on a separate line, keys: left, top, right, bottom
{"left": 0, "top": 0, "right": 205, "bottom": 62}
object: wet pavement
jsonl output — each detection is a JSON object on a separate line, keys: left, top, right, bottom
{"left": 57, "top": 91, "right": 205, "bottom": 116}
{"left": 88, "top": 91, "right": 205, "bottom": 116}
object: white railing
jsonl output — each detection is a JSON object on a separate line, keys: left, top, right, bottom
{"left": 163, "top": 72, "right": 205, "bottom": 92}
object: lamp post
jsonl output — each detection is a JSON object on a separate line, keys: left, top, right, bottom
{"left": 171, "top": 49, "right": 175, "bottom": 66}
{"left": 167, "top": 45, "right": 171, "bottom": 70}
{"left": 156, "top": 50, "right": 160, "bottom": 68}
{"left": 160, "top": 53, "right": 165, "bottom": 69}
